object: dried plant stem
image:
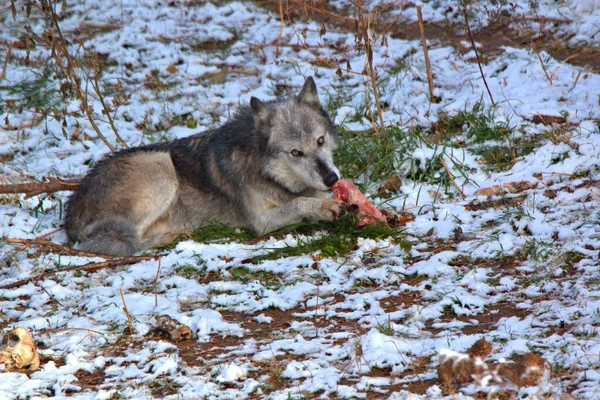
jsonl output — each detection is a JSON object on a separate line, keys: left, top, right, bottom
{"left": 64, "top": 327, "right": 108, "bottom": 337}
{"left": 275, "top": 0, "right": 284, "bottom": 58}
{"left": 40, "top": 0, "right": 117, "bottom": 151}
{"left": 417, "top": 6, "right": 435, "bottom": 102}
{"left": 532, "top": 43, "right": 552, "bottom": 85}
{"left": 154, "top": 259, "right": 161, "bottom": 307}
{"left": 551, "top": 52, "right": 581, "bottom": 83}
{"left": 282, "top": 0, "right": 400, "bottom": 142}
{"left": 119, "top": 289, "right": 134, "bottom": 335}
{"left": 462, "top": 8, "right": 495, "bottom": 106}
{"left": 440, "top": 156, "right": 466, "bottom": 199}
{"left": 0, "top": 45, "right": 11, "bottom": 83}
{"left": 505, "top": 14, "right": 572, "bottom": 23}
{"left": 90, "top": 77, "right": 129, "bottom": 147}
{"left": 356, "top": 1, "right": 387, "bottom": 141}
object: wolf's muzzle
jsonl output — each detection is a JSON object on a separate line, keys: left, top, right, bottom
{"left": 316, "top": 158, "right": 339, "bottom": 188}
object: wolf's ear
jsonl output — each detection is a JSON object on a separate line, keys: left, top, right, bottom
{"left": 250, "top": 97, "right": 269, "bottom": 129}
{"left": 298, "top": 76, "right": 320, "bottom": 108}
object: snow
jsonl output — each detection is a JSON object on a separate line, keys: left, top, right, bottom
{"left": 1, "top": 0, "right": 600, "bottom": 398}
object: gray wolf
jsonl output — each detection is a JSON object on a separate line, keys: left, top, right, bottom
{"left": 64, "top": 77, "right": 345, "bottom": 256}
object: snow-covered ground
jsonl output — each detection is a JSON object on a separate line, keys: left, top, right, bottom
{"left": 1, "top": 0, "right": 600, "bottom": 398}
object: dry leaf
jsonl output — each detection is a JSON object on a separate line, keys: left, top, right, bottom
{"left": 166, "top": 64, "right": 179, "bottom": 74}
{"left": 377, "top": 174, "right": 402, "bottom": 195}
{"left": 474, "top": 181, "right": 535, "bottom": 197}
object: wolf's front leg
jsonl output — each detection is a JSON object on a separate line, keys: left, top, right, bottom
{"left": 250, "top": 197, "right": 346, "bottom": 235}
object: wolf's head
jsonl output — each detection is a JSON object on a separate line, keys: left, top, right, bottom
{"left": 251, "top": 77, "right": 340, "bottom": 194}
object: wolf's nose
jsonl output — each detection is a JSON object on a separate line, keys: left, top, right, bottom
{"left": 324, "top": 173, "right": 339, "bottom": 188}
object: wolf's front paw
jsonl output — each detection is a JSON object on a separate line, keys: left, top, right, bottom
{"left": 318, "top": 198, "right": 346, "bottom": 220}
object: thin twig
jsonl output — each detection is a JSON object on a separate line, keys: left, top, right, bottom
{"left": 532, "top": 43, "right": 552, "bottom": 85}
{"left": 502, "top": 14, "right": 572, "bottom": 23}
{"left": 63, "top": 327, "right": 108, "bottom": 337}
{"left": 357, "top": 1, "right": 387, "bottom": 141}
{"left": 154, "top": 258, "right": 161, "bottom": 308}
{"left": 462, "top": 8, "right": 495, "bottom": 106}
{"left": 89, "top": 76, "right": 129, "bottom": 148}
{"left": 34, "top": 227, "right": 64, "bottom": 240}
{"left": 0, "top": 254, "right": 162, "bottom": 290}
{"left": 275, "top": 0, "right": 284, "bottom": 58}
{"left": 40, "top": 284, "right": 64, "bottom": 307}
{"left": 119, "top": 288, "right": 134, "bottom": 335}
{"left": 0, "top": 45, "right": 11, "bottom": 83}
{"left": 570, "top": 69, "right": 583, "bottom": 91}
{"left": 551, "top": 52, "right": 583, "bottom": 82}
{"left": 417, "top": 6, "right": 435, "bottom": 102}
{"left": 440, "top": 156, "right": 466, "bottom": 199}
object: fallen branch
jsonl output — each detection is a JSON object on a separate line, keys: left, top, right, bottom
{"left": 0, "top": 254, "right": 162, "bottom": 290}
{"left": 3, "top": 237, "right": 109, "bottom": 257}
{"left": 0, "top": 179, "right": 80, "bottom": 198}
{"left": 5, "top": 237, "right": 160, "bottom": 262}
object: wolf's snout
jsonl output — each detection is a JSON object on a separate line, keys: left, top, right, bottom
{"left": 324, "top": 172, "right": 339, "bottom": 188}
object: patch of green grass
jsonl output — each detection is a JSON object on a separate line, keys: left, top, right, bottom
{"left": 337, "top": 124, "right": 475, "bottom": 197}
{"left": 159, "top": 217, "right": 408, "bottom": 264}
{"left": 173, "top": 264, "right": 205, "bottom": 280}
{"left": 336, "top": 125, "right": 423, "bottom": 189}
{"left": 191, "top": 222, "right": 255, "bottom": 242}
{"left": 337, "top": 94, "right": 519, "bottom": 192}
{"left": 375, "top": 317, "right": 394, "bottom": 336}
{"left": 524, "top": 239, "right": 554, "bottom": 263}
{"left": 1, "top": 66, "right": 63, "bottom": 114}
{"left": 564, "top": 251, "right": 585, "bottom": 267}
{"left": 463, "top": 101, "right": 512, "bottom": 143}
{"left": 230, "top": 266, "right": 283, "bottom": 289}
{"left": 427, "top": 100, "right": 540, "bottom": 172}
{"left": 250, "top": 215, "right": 410, "bottom": 263}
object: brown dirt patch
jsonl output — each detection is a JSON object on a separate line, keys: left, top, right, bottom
{"left": 74, "top": 369, "right": 106, "bottom": 390}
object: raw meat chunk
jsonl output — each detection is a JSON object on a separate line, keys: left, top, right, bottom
{"left": 332, "top": 180, "right": 387, "bottom": 226}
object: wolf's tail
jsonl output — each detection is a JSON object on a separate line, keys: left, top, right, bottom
{"left": 76, "top": 220, "right": 141, "bottom": 256}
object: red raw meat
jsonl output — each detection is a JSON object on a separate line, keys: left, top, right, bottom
{"left": 332, "top": 180, "right": 387, "bottom": 226}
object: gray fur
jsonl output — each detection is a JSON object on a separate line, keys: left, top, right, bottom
{"left": 65, "top": 77, "right": 345, "bottom": 256}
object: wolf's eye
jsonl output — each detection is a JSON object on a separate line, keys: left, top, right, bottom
{"left": 291, "top": 149, "right": 304, "bottom": 157}
{"left": 317, "top": 136, "right": 324, "bottom": 146}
